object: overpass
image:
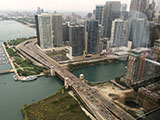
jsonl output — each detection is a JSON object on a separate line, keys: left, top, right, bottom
{"left": 17, "top": 39, "right": 135, "bottom": 120}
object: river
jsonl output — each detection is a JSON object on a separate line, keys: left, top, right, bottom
{"left": 0, "top": 20, "right": 159, "bottom": 120}
{"left": 72, "top": 63, "right": 126, "bottom": 82}
{"left": 0, "top": 20, "right": 63, "bottom": 120}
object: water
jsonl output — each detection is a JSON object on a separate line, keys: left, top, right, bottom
{"left": 0, "top": 20, "right": 63, "bottom": 120}
{"left": 0, "top": 20, "right": 159, "bottom": 120}
{"left": 0, "top": 20, "right": 36, "bottom": 44}
{"left": 0, "top": 74, "right": 63, "bottom": 120}
{"left": 72, "top": 62, "right": 127, "bottom": 82}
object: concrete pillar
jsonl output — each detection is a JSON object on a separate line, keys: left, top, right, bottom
{"left": 65, "top": 77, "right": 70, "bottom": 89}
{"left": 79, "top": 74, "right": 84, "bottom": 80}
{"left": 50, "top": 66, "right": 55, "bottom": 76}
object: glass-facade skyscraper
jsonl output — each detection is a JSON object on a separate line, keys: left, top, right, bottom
{"left": 85, "top": 20, "right": 99, "bottom": 54}
{"left": 69, "top": 25, "right": 85, "bottom": 56}
{"left": 95, "top": 5, "right": 104, "bottom": 25}
{"left": 102, "top": 1, "right": 121, "bottom": 38}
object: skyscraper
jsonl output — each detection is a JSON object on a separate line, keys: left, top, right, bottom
{"left": 121, "top": 4, "right": 127, "bottom": 12}
{"left": 37, "top": 7, "right": 44, "bottom": 14}
{"left": 110, "top": 19, "right": 129, "bottom": 47}
{"left": 102, "top": 1, "right": 121, "bottom": 38}
{"left": 95, "top": 5, "right": 104, "bottom": 24}
{"left": 121, "top": 48, "right": 151, "bottom": 86}
{"left": 35, "top": 13, "right": 64, "bottom": 49}
{"left": 35, "top": 14, "right": 53, "bottom": 49}
{"left": 85, "top": 20, "right": 99, "bottom": 54}
{"left": 52, "top": 14, "right": 63, "bottom": 47}
{"left": 130, "top": 0, "right": 149, "bottom": 12}
{"left": 69, "top": 25, "right": 85, "bottom": 56}
{"left": 62, "top": 22, "right": 70, "bottom": 44}
{"left": 37, "top": 7, "right": 41, "bottom": 14}
{"left": 131, "top": 18, "right": 150, "bottom": 48}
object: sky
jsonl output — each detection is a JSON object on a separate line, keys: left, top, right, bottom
{"left": 0, "top": 0, "right": 131, "bottom": 12}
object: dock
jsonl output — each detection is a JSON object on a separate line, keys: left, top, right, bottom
{"left": 1, "top": 43, "right": 20, "bottom": 80}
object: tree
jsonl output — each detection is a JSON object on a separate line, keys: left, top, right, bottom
{"left": 43, "top": 69, "right": 49, "bottom": 75}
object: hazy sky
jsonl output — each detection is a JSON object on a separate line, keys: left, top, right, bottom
{"left": 0, "top": 0, "right": 131, "bottom": 12}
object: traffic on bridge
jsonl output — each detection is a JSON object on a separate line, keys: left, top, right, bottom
{"left": 17, "top": 39, "right": 135, "bottom": 120}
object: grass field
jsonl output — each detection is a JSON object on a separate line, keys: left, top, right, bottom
{"left": 21, "top": 87, "right": 91, "bottom": 120}
{"left": 6, "top": 47, "right": 44, "bottom": 76}
{"left": 7, "top": 37, "right": 36, "bottom": 46}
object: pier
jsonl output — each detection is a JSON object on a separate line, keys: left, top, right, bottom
{"left": 0, "top": 69, "right": 14, "bottom": 75}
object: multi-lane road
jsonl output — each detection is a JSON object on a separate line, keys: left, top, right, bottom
{"left": 17, "top": 39, "right": 135, "bottom": 120}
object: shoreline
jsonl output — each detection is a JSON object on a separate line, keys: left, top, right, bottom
{"left": 21, "top": 87, "right": 91, "bottom": 120}
{"left": 1, "top": 43, "right": 20, "bottom": 79}
{"left": 14, "top": 20, "right": 36, "bottom": 28}
{"left": 2, "top": 42, "right": 46, "bottom": 81}
{"left": 2, "top": 37, "right": 160, "bottom": 119}
{"left": 68, "top": 58, "right": 125, "bottom": 72}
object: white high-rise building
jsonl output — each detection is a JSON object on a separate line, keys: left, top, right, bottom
{"left": 35, "top": 14, "right": 53, "bottom": 49}
{"left": 35, "top": 13, "right": 64, "bottom": 49}
{"left": 52, "top": 14, "right": 64, "bottom": 47}
{"left": 110, "top": 19, "right": 129, "bottom": 47}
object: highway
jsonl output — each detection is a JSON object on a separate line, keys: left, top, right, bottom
{"left": 17, "top": 39, "right": 135, "bottom": 120}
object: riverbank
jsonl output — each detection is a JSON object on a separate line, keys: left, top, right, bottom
{"left": 68, "top": 58, "right": 124, "bottom": 71}
{"left": 2, "top": 43, "right": 20, "bottom": 78}
{"left": 21, "top": 87, "right": 91, "bottom": 120}
{"left": 3, "top": 38, "right": 48, "bottom": 80}
{"left": 15, "top": 19, "right": 36, "bottom": 28}
{"left": 0, "top": 20, "right": 62, "bottom": 120}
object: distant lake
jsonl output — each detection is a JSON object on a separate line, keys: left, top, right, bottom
{"left": 0, "top": 20, "right": 35, "bottom": 44}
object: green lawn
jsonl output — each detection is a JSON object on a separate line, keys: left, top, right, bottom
{"left": 6, "top": 47, "right": 44, "bottom": 76}
{"left": 7, "top": 37, "right": 36, "bottom": 46}
{"left": 6, "top": 48, "right": 17, "bottom": 57}
{"left": 22, "top": 88, "right": 91, "bottom": 120}
{"left": 15, "top": 57, "right": 44, "bottom": 76}
{"left": 46, "top": 50, "right": 67, "bottom": 57}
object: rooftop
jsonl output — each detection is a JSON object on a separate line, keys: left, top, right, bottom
{"left": 131, "top": 48, "right": 151, "bottom": 54}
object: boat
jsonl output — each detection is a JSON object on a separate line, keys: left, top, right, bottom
{"left": 13, "top": 75, "right": 18, "bottom": 81}
{"left": 20, "top": 75, "right": 37, "bottom": 82}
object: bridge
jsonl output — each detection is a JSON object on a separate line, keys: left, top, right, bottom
{"left": 0, "top": 69, "right": 14, "bottom": 75}
{"left": 0, "top": 67, "right": 34, "bottom": 75}
{"left": 16, "top": 39, "right": 135, "bottom": 120}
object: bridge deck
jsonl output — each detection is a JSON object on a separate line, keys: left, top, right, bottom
{"left": 0, "top": 70, "right": 13, "bottom": 74}
{"left": 16, "top": 39, "right": 135, "bottom": 120}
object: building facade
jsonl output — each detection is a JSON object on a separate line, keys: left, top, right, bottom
{"left": 35, "top": 13, "right": 64, "bottom": 49}
{"left": 62, "top": 22, "right": 70, "bottom": 45}
{"left": 85, "top": 20, "right": 99, "bottom": 54}
{"left": 110, "top": 19, "right": 129, "bottom": 47}
{"left": 69, "top": 25, "right": 85, "bottom": 56}
{"left": 95, "top": 5, "right": 104, "bottom": 24}
{"left": 130, "top": 0, "right": 149, "bottom": 12}
{"left": 130, "top": 18, "right": 150, "bottom": 48}
{"left": 35, "top": 14, "right": 53, "bottom": 49}
{"left": 121, "top": 3, "right": 127, "bottom": 12}
{"left": 120, "top": 47, "right": 160, "bottom": 87}
{"left": 121, "top": 50, "right": 148, "bottom": 86}
{"left": 52, "top": 14, "right": 64, "bottom": 47}
{"left": 102, "top": 1, "right": 121, "bottom": 38}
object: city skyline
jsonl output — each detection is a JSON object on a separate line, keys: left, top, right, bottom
{"left": 1, "top": 0, "right": 130, "bottom": 12}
